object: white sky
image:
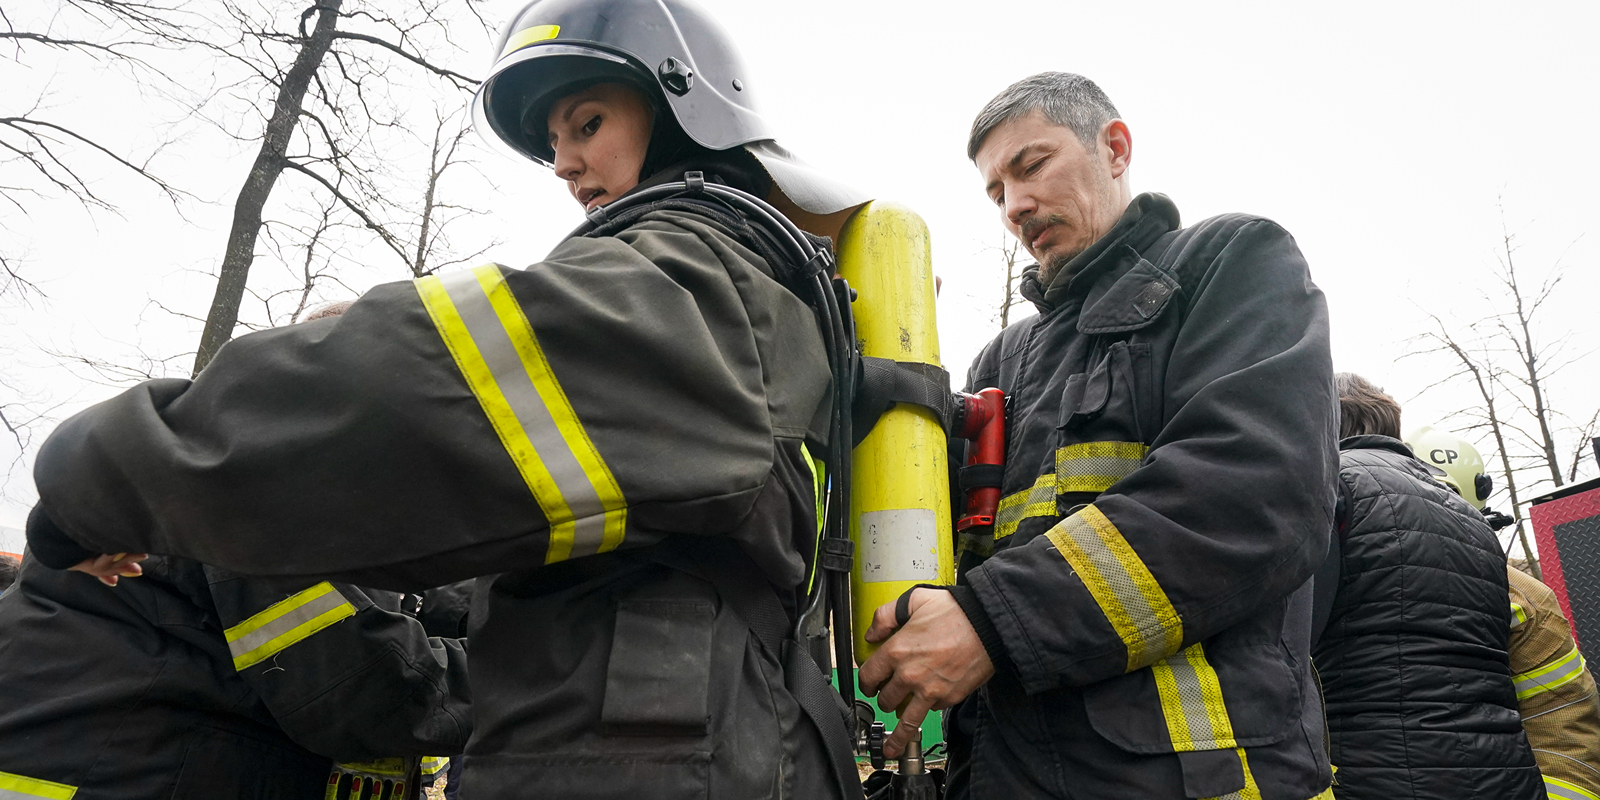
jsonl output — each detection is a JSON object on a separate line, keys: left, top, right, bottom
{"left": 3, "top": 0, "right": 1598, "bottom": 542}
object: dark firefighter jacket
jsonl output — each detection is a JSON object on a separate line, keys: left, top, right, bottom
{"left": 1507, "top": 564, "right": 1600, "bottom": 799}
{"left": 0, "top": 552, "right": 469, "bottom": 799}
{"left": 1313, "top": 436, "right": 1544, "bottom": 799}
{"left": 946, "top": 193, "right": 1338, "bottom": 800}
{"left": 26, "top": 190, "right": 839, "bottom": 799}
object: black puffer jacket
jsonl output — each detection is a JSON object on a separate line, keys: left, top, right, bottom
{"left": 1314, "top": 435, "right": 1543, "bottom": 799}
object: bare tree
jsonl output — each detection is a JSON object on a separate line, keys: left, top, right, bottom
{"left": 990, "top": 235, "right": 1026, "bottom": 329}
{"left": 1412, "top": 317, "right": 1541, "bottom": 577}
{"left": 188, "top": 0, "right": 486, "bottom": 373}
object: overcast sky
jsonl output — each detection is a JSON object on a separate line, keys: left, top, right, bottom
{"left": 3, "top": 0, "right": 1597, "bottom": 539}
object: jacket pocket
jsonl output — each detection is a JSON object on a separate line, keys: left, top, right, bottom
{"left": 169, "top": 725, "right": 328, "bottom": 799}
{"left": 1057, "top": 340, "right": 1153, "bottom": 445}
{"left": 600, "top": 575, "right": 717, "bottom": 736}
{"left": 1081, "top": 642, "right": 1301, "bottom": 755}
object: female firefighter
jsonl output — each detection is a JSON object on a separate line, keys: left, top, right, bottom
{"left": 23, "top": 1, "right": 869, "bottom": 798}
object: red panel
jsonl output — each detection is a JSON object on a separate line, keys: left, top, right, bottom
{"left": 1531, "top": 484, "right": 1600, "bottom": 650}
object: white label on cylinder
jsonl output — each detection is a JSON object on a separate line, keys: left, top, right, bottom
{"left": 857, "top": 508, "right": 940, "bottom": 583}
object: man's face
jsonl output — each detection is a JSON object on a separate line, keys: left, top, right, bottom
{"left": 975, "top": 111, "right": 1131, "bottom": 285}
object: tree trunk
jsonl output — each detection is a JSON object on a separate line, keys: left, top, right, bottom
{"left": 192, "top": 1, "right": 343, "bottom": 374}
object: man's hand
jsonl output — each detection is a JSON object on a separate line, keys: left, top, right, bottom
{"left": 70, "top": 553, "right": 148, "bottom": 586}
{"left": 857, "top": 588, "right": 994, "bottom": 759}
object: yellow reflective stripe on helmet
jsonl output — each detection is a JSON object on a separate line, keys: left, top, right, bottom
{"left": 1511, "top": 601, "right": 1527, "bottom": 628}
{"left": 995, "top": 472, "right": 1055, "bottom": 540}
{"left": 498, "top": 24, "right": 560, "bottom": 58}
{"left": 1514, "top": 647, "right": 1588, "bottom": 700}
{"left": 0, "top": 772, "right": 76, "bottom": 800}
{"left": 225, "top": 582, "right": 355, "bottom": 671}
{"left": 1153, "top": 642, "right": 1237, "bottom": 751}
{"left": 417, "top": 265, "right": 627, "bottom": 564}
{"left": 1546, "top": 775, "right": 1600, "bottom": 800}
{"left": 1198, "top": 748, "right": 1264, "bottom": 800}
{"left": 421, "top": 757, "right": 450, "bottom": 776}
{"left": 1056, "top": 440, "right": 1148, "bottom": 494}
{"left": 1044, "top": 505, "right": 1183, "bottom": 670}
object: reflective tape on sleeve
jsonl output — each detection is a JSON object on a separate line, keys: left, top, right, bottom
{"left": 1055, "top": 440, "right": 1148, "bottom": 494}
{"left": 1546, "top": 776, "right": 1600, "bottom": 800}
{"left": 1044, "top": 504, "right": 1183, "bottom": 670}
{"left": 225, "top": 582, "right": 356, "bottom": 671}
{"left": 417, "top": 265, "right": 628, "bottom": 564}
{"left": 0, "top": 771, "right": 77, "bottom": 800}
{"left": 995, "top": 472, "right": 1055, "bottom": 540}
{"left": 421, "top": 756, "right": 450, "bottom": 776}
{"left": 1514, "top": 647, "right": 1588, "bottom": 700}
{"left": 1511, "top": 601, "right": 1527, "bottom": 628}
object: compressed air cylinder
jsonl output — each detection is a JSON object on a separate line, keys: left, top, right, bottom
{"left": 834, "top": 201, "right": 956, "bottom": 661}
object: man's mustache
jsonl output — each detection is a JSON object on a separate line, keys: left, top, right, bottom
{"left": 1019, "top": 214, "right": 1067, "bottom": 246}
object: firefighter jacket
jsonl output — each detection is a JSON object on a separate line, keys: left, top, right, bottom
{"left": 1508, "top": 564, "right": 1600, "bottom": 799}
{"left": 26, "top": 186, "right": 840, "bottom": 799}
{"left": 0, "top": 552, "right": 469, "bottom": 799}
{"left": 945, "top": 193, "right": 1338, "bottom": 800}
{"left": 1314, "top": 436, "right": 1543, "bottom": 800}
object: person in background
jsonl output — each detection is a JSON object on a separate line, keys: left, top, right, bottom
{"left": 0, "top": 554, "right": 17, "bottom": 596}
{"left": 1406, "top": 425, "right": 1600, "bottom": 800}
{"left": 1313, "top": 374, "right": 1542, "bottom": 799}
{"left": 0, "top": 302, "right": 471, "bottom": 799}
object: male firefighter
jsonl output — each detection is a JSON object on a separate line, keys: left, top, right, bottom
{"left": 859, "top": 72, "right": 1339, "bottom": 799}
{"left": 20, "top": 1, "right": 869, "bottom": 798}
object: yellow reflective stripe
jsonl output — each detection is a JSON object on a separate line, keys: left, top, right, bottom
{"left": 417, "top": 266, "right": 627, "bottom": 564}
{"left": 1056, "top": 440, "right": 1148, "bottom": 494}
{"left": 1198, "top": 748, "right": 1264, "bottom": 800}
{"left": 0, "top": 773, "right": 76, "bottom": 800}
{"left": 1511, "top": 601, "right": 1527, "bottom": 628}
{"left": 1045, "top": 505, "right": 1183, "bottom": 670}
{"left": 421, "top": 756, "right": 450, "bottom": 776}
{"left": 225, "top": 582, "right": 355, "bottom": 671}
{"left": 1152, "top": 642, "right": 1237, "bottom": 750}
{"left": 498, "top": 24, "right": 560, "bottom": 58}
{"left": 993, "top": 442, "right": 1149, "bottom": 541}
{"left": 995, "top": 472, "right": 1055, "bottom": 539}
{"left": 1514, "top": 647, "right": 1587, "bottom": 700}
{"left": 803, "top": 444, "right": 825, "bottom": 595}
{"left": 1546, "top": 775, "right": 1600, "bottom": 800}
{"left": 473, "top": 265, "right": 627, "bottom": 557}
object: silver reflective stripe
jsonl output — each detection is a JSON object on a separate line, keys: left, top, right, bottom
{"left": 1514, "top": 648, "right": 1587, "bottom": 700}
{"left": 1546, "top": 776, "right": 1600, "bottom": 800}
{"left": 0, "top": 771, "right": 77, "bottom": 800}
{"left": 438, "top": 269, "right": 609, "bottom": 558}
{"left": 1511, "top": 602, "right": 1527, "bottom": 628}
{"left": 225, "top": 583, "right": 355, "bottom": 669}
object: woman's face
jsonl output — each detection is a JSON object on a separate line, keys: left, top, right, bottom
{"left": 546, "top": 82, "right": 653, "bottom": 211}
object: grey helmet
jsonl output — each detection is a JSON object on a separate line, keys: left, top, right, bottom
{"left": 473, "top": 0, "right": 867, "bottom": 215}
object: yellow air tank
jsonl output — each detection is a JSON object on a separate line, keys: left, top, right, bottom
{"left": 834, "top": 201, "right": 955, "bottom": 661}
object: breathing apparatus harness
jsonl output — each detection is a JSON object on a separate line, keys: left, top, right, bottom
{"left": 568, "top": 173, "right": 1004, "bottom": 800}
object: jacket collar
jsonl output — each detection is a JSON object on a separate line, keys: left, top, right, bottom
{"left": 1339, "top": 435, "right": 1414, "bottom": 459}
{"left": 1020, "top": 193, "right": 1181, "bottom": 316}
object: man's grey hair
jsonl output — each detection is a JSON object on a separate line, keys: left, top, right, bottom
{"left": 967, "top": 72, "right": 1121, "bottom": 160}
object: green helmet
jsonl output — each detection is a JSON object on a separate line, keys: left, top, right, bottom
{"left": 1404, "top": 425, "right": 1493, "bottom": 509}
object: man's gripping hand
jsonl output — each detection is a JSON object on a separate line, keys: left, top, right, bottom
{"left": 857, "top": 588, "right": 994, "bottom": 759}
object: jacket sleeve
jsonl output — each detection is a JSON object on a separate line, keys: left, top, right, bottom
{"left": 31, "top": 216, "right": 828, "bottom": 591}
{"left": 205, "top": 570, "right": 471, "bottom": 761}
{"left": 1508, "top": 567, "right": 1600, "bottom": 795}
{"left": 966, "top": 219, "right": 1337, "bottom": 691}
